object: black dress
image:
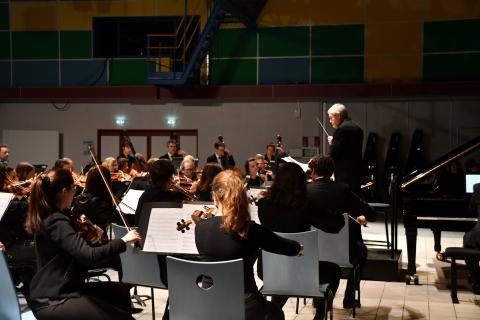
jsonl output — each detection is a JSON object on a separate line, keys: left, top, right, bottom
{"left": 29, "top": 211, "right": 134, "bottom": 320}
{"left": 195, "top": 216, "right": 300, "bottom": 320}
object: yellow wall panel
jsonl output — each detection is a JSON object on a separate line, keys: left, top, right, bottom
{"left": 365, "top": 0, "right": 426, "bottom": 23}
{"left": 365, "top": 54, "right": 422, "bottom": 82}
{"left": 311, "top": 0, "right": 366, "bottom": 25}
{"left": 258, "top": 0, "right": 313, "bottom": 27}
{"left": 10, "top": 3, "right": 60, "bottom": 31}
{"left": 424, "top": 0, "right": 480, "bottom": 20}
{"left": 365, "top": 21, "right": 422, "bottom": 56}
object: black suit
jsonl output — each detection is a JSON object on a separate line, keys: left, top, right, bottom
{"left": 206, "top": 153, "right": 235, "bottom": 169}
{"left": 307, "top": 177, "right": 374, "bottom": 304}
{"left": 330, "top": 117, "right": 364, "bottom": 193}
{"left": 159, "top": 152, "right": 181, "bottom": 161}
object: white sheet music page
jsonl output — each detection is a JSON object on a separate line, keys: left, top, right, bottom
{"left": 0, "top": 192, "right": 13, "bottom": 221}
{"left": 119, "top": 189, "right": 144, "bottom": 214}
{"left": 282, "top": 156, "right": 309, "bottom": 172}
{"left": 142, "top": 207, "right": 199, "bottom": 254}
{"left": 249, "top": 204, "right": 260, "bottom": 224}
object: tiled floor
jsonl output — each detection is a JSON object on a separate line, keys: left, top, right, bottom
{"left": 19, "top": 219, "right": 480, "bottom": 319}
{"left": 128, "top": 219, "right": 480, "bottom": 319}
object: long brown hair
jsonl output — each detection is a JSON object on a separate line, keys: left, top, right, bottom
{"left": 86, "top": 165, "right": 112, "bottom": 203}
{"left": 197, "top": 163, "right": 222, "bottom": 193}
{"left": 211, "top": 170, "right": 251, "bottom": 238}
{"left": 26, "top": 168, "right": 74, "bottom": 235}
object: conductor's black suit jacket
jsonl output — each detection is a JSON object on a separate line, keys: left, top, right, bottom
{"left": 206, "top": 153, "right": 235, "bottom": 169}
{"left": 330, "top": 117, "right": 364, "bottom": 192}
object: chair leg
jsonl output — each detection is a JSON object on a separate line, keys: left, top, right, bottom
{"left": 352, "top": 268, "right": 356, "bottom": 318}
{"left": 151, "top": 288, "right": 155, "bottom": 320}
{"left": 304, "top": 297, "right": 307, "bottom": 305}
{"left": 384, "top": 210, "right": 390, "bottom": 249}
{"left": 296, "top": 297, "right": 299, "bottom": 314}
{"left": 450, "top": 259, "right": 459, "bottom": 304}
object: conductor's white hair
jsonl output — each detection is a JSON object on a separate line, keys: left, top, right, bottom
{"left": 328, "top": 103, "right": 348, "bottom": 117}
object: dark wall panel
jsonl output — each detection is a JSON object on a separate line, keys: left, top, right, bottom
{"left": 0, "top": 61, "right": 10, "bottom": 86}
{"left": 424, "top": 53, "right": 480, "bottom": 81}
{"left": 259, "top": 26, "right": 309, "bottom": 57}
{"left": 311, "top": 56, "right": 363, "bottom": 83}
{"left": 211, "top": 28, "right": 257, "bottom": 58}
{"left": 312, "top": 24, "right": 364, "bottom": 55}
{"left": 0, "top": 31, "right": 10, "bottom": 59}
{"left": 12, "top": 61, "right": 59, "bottom": 86}
{"left": 210, "top": 58, "right": 256, "bottom": 85}
{"left": 60, "top": 31, "right": 92, "bottom": 59}
{"left": 61, "top": 60, "right": 107, "bottom": 86}
{"left": 259, "top": 58, "right": 309, "bottom": 84}
{"left": 110, "top": 59, "right": 148, "bottom": 85}
{"left": 12, "top": 31, "right": 59, "bottom": 59}
{"left": 424, "top": 19, "right": 480, "bottom": 53}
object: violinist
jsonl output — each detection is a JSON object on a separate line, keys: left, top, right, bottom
{"left": 53, "top": 158, "right": 75, "bottom": 172}
{"left": 195, "top": 170, "right": 303, "bottom": 320}
{"left": 244, "top": 157, "right": 262, "bottom": 188}
{"left": 134, "top": 159, "right": 186, "bottom": 227}
{"left": 0, "top": 143, "right": 9, "bottom": 167}
{"left": 26, "top": 168, "right": 141, "bottom": 320}
{"left": 206, "top": 140, "right": 235, "bottom": 169}
{"left": 15, "top": 162, "right": 35, "bottom": 181}
{"left": 179, "top": 155, "right": 198, "bottom": 184}
{"left": 191, "top": 163, "right": 222, "bottom": 201}
{"left": 255, "top": 155, "right": 274, "bottom": 183}
{"left": 73, "top": 166, "right": 124, "bottom": 233}
{"left": 0, "top": 163, "right": 36, "bottom": 299}
{"left": 117, "top": 157, "right": 131, "bottom": 176}
{"left": 257, "top": 162, "right": 345, "bottom": 320}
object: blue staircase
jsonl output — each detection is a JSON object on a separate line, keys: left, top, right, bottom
{"left": 146, "top": 0, "right": 267, "bottom": 86}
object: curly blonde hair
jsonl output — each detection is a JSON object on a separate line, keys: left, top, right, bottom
{"left": 211, "top": 170, "right": 251, "bottom": 238}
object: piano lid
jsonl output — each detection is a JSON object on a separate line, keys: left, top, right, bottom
{"left": 401, "top": 135, "right": 480, "bottom": 190}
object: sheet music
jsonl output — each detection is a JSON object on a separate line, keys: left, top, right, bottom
{"left": 0, "top": 192, "right": 13, "bottom": 221}
{"left": 282, "top": 156, "right": 309, "bottom": 172}
{"left": 119, "top": 189, "right": 144, "bottom": 214}
{"left": 142, "top": 204, "right": 215, "bottom": 255}
{"left": 249, "top": 204, "right": 260, "bottom": 224}
{"left": 247, "top": 188, "right": 266, "bottom": 202}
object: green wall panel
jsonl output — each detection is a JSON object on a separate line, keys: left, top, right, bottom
{"left": 424, "top": 19, "right": 480, "bottom": 53}
{"left": 60, "top": 31, "right": 91, "bottom": 59}
{"left": 259, "top": 26, "right": 309, "bottom": 57}
{"left": 211, "top": 28, "right": 257, "bottom": 58}
{"left": 0, "top": 31, "right": 10, "bottom": 59}
{"left": 312, "top": 25, "right": 364, "bottom": 55}
{"left": 12, "top": 31, "right": 58, "bottom": 59}
{"left": 0, "top": 3, "right": 9, "bottom": 31}
{"left": 110, "top": 59, "right": 148, "bottom": 85}
{"left": 210, "top": 58, "right": 256, "bottom": 85}
{"left": 424, "top": 53, "right": 480, "bottom": 80}
{"left": 311, "top": 56, "right": 364, "bottom": 83}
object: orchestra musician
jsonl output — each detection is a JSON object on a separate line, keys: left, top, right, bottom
{"left": 53, "top": 158, "right": 75, "bottom": 172}
{"left": 244, "top": 157, "right": 263, "bottom": 188}
{"left": 0, "top": 143, "right": 9, "bottom": 167}
{"left": 307, "top": 155, "right": 374, "bottom": 309}
{"left": 179, "top": 155, "right": 198, "bottom": 183}
{"left": 15, "top": 162, "right": 35, "bottom": 182}
{"left": 191, "top": 163, "right": 222, "bottom": 201}
{"left": 255, "top": 154, "right": 274, "bottom": 182}
{"left": 134, "top": 159, "right": 186, "bottom": 226}
{"left": 327, "top": 103, "right": 364, "bottom": 195}
{"left": 463, "top": 183, "right": 480, "bottom": 294}
{"left": 195, "top": 170, "right": 304, "bottom": 320}
{"left": 159, "top": 139, "right": 182, "bottom": 161}
{"left": 25, "top": 168, "right": 141, "bottom": 320}
{"left": 257, "top": 162, "right": 344, "bottom": 320}
{"left": 206, "top": 140, "right": 235, "bottom": 169}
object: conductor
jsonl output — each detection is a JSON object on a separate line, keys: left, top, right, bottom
{"left": 327, "top": 103, "right": 364, "bottom": 194}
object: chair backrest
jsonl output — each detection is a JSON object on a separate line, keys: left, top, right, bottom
{"left": 313, "top": 213, "right": 352, "bottom": 267}
{"left": 262, "top": 230, "right": 323, "bottom": 297}
{"left": 112, "top": 223, "right": 166, "bottom": 289}
{"left": 167, "top": 256, "right": 245, "bottom": 320}
{"left": 0, "top": 252, "right": 23, "bottom": 320}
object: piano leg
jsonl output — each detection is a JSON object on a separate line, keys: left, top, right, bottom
{"left": 432, "top": 228, "right": 442, "bottom": 252}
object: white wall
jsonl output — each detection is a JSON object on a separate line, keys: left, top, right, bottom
{"left": 0, "top": 99, "right": 479, "bottom": 173}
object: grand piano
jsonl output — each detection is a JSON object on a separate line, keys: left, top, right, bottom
{"left": 400, "top": 135, "right": 480, "bottom": 283}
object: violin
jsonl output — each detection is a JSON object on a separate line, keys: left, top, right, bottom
{"left": 176, "top": 206, "right": 216, "bottom": 233}
{"left": 170, "top": 181, "right": 198, "bottom": 202}
{"left": 72, "top": 171, "right": 86, "bottom": 189}
{"left": 73, "top": 213, "right": 108, "bottom": 246}
{"left": 4, "top": 176, "right": 33, "bottom": 198}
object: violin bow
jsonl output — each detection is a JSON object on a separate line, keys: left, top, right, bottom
{"left": 88, "top": 145, "right": 131, "bottom": 229}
